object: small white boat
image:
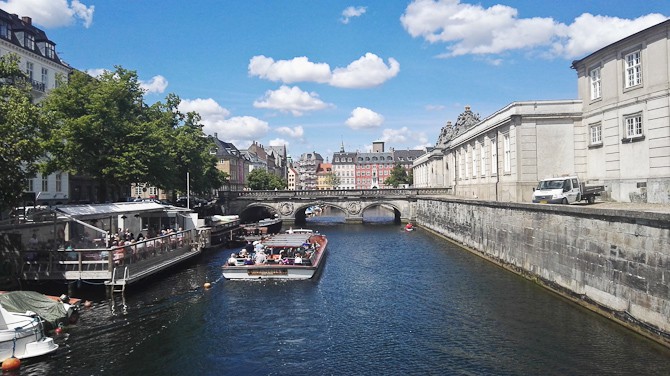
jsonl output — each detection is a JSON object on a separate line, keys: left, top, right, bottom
{"left": 222, "top": 229, "right": 327, "bottom": 280}
{"left": 0, "top": 305, "right": 58, "bottom": 362}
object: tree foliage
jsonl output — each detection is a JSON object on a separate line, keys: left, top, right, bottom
{"left": 247, "top": 168, "right": 286, "bottom": 190}
{"left": 323, "top": 172, "right": 341, "bottom": 189}
{"left": 0, "top": 54, "right": 44, "bottom": 212}
{"left": 40, "top": 67, "right": 223, "bottom": 202}
{"left": 384, "top": 163, "right": 411, "bottom": 188}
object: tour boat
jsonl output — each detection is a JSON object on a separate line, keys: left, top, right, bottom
{"left": 240, "top": 217, "right": 283, "bottom": 238}
{"left": 222, "top": 229, "right": 327, "bottom": 280}
{"left": 0, "top": 304, "right": 59, "bottom": 362}
{"left": 201, "top": 215, "right": 241, "bottom": 249}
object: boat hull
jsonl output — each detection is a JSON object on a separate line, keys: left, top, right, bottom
{"left": 0, "top": 309, "right": 58, "bottom": 361}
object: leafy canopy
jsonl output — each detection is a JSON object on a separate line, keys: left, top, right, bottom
{"left": 0, "top": 54, "right": 45, "bottom": 212}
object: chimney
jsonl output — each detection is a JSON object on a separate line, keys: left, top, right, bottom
{"left": 21, "top": 16, "right": 32, "bottom": 25}
{"left": 214, "top": 132, "right": 218, "bottom": 139}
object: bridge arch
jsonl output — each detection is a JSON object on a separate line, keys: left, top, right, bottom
{"left": 360, "top": 202, "right": 402, "bottom": 224}
{"left": 238, "top": 203, "right": 279, "bottom": 223}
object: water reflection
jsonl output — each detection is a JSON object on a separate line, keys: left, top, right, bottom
{"left": 305, "top": 204, "right": 395, "bottom": 224}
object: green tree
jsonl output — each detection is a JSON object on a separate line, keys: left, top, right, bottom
{"left": 247, "top": 169, "right": 286, "bottom": 190}
{"left": 0, "top": 54, "right": 44, "bottom": 212}
{"left": 324, "top": 172, "right": 341, "bottom": 189}
{"left": 41, "top": 67, "right": 223, "bottom": 202}
{"left": 384, "top": 163, "right": 411, "bottom": 188}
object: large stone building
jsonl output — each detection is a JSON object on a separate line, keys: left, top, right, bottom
{"left": 332, "top": 142, "right": 356, "bottom": 190}
{"left": 211, "top": 135, "right": 248, "bottom": 191}
{"left": 571, "top": 19, "right": 670, "bottom": 203}
{"left": 296, "top": 152, "right": 323, "bottom": 190}
{"left": 414, "top": 19, "right": 670, "bottom": 204}
{"left": 1, "top": 11, "right": 72, "bottom": 206}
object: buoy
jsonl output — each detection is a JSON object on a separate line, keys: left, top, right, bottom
{"left": 54, "top": 327, "right": 63, "bottom": 335}
{"left": 203, "top": 282, "right": 211, "bottom": 289}
{"left": 1, "top": 357, "right": 21, "bottom": 371}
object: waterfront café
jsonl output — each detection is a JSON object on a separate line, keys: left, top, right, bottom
{"left": 18, "top": 202, "right": 199, "bottom": 284}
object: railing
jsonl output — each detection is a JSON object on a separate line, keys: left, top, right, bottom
{"left": 20, "top": 229, "right": 198, "bottom": 280}
{"left": 228, "top": 188, "right": 451, "bottom": 199}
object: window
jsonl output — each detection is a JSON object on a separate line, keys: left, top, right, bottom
{"left": 465, "top": 148, "right": 470, "bottom": 178}
{"left": 45, "top": 43, "right": 55, "bottom": 59}
{"left": 134, "top": 186, "right": 142, "bottom": 196}
{"left": 26, "top": 61, "right": 33, "bottom": 80}
{"left": 491, "top": 137, "right": 497, "bottom": 176}
{"left": 41, "top": 67, "right": 48, "bottom": 85}
{"left": 624, "top": 51, "right": 641, "bottom": 88}
{"left": 472, "top": 143, "right": 478, "bottom": 177}
{"left": 41, "top": 175, "right": 48, "bottom": 192}
{"left": 625, "top": 114, "right": 643, "bottom": 139}
{"left": 27, "top": 178, "right": 34, "bottom": 192}
{"left": 590, "top": 123, "right": 602, "bottom": 145}
{"left": 55, "top": 173, "right": 62, "bottom": 192}
{"left": 589, "top": 67, "right": 601, "bottom": 100}
{"left": 0, "top": 21, "right": 10, "bottom": 39}
{"left": 503, "top": 134, "right": 511, "bottom": 173}
{"left": 480, "top": 142, "right": 486, "bottom": 176}
{"left": 24, "top": 33, "right": 34, "bottom": 50}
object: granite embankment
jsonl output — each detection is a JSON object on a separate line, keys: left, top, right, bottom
{"left": 416, "top": 197, "right": 670, "bottom": 346}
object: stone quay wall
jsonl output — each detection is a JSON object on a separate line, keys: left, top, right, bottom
{"left": 415, "top": 197, "right": 670, "bottom": 346}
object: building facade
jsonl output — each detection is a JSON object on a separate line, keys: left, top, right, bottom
{"left": 415, "top": 20, "right": 670, "bottom": 204}
{"left": 1, "top": 11, "right": 72, "bottom": 206}
{"left": 296, "top": 152, "right": 323, "bottom": 190}
{"left": 332, "top": 143, "right": 356, "bottom": 189}
{"left": 571, "top": 19, "right": 670, "bottom": 204}
{"left": 287, "top": 167, "right": 298, "bottom": 190}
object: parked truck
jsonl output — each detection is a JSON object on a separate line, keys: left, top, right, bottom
{"left": 532, "top": 176, "right": 604, "bottom": 205}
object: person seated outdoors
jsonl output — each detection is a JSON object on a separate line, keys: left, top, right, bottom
{"left": 243, "top": 256, "right": 254, "bottom": 265}
{"left": 254, "top": 250, "right": 267, "bottom": 265}
{"left": 294, "top": 252, "right": 303, "bottom": 265}
{"left": 227, "top": 253, "right": 237, "bottom": 266}
{"left": 239, "top": 248, "right": 248, "bottom": 258}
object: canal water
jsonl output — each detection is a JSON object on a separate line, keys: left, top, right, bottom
{"left": 19, "top": 223, "right": 670, "bottom": 375}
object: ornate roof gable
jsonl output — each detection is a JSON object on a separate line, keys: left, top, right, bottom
{"left": 435, "top": 106, "right": 481, "bottom": 147}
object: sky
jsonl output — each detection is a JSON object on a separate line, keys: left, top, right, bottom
{"left": 2, "top": 0, "right": 668, "bottom": 161}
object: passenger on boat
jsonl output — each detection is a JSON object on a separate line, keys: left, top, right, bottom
{"left": 244, "top": 241, "right": 254, "bottom": 254}
{"left": 254, "top": 250, "right": 267, "bottom": 264}
{"left": 294, "top": 253, "right": 303, "bottom": 265}
{"left": 227, "top": 253, "right": 237, "bottom": 266}
{"left": 243, "top": 256, "right": 254, "bottom": 265}
{"left": 239, "top": 248, "right": 249, "bottom": 257}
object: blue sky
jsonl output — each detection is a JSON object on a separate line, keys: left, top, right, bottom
{"left": 3, "top": 0, "right": 668, "bottom": 160}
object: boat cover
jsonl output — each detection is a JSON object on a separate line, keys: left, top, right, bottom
{"left": 262, "top": 234, "right": 312, "bottom": 247}
{"left": 0, "top": 291, "right": 67, "bottom": 327}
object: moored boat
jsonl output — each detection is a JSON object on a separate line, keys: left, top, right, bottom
{"left": 0, "top": 304, "right": 58, "bottom": 362}
{"left": 0, "top": 291, "right": 80, "bottom": 329}
{"left": 201, "top": 215, "right": 241, "bottom": 249}
{"left": 240, "top": 217, "right": 283, "bottom": 238}
{"left": 222, "top": 229, "right": 327, "bottom": 280}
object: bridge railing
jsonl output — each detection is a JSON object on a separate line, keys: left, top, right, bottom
{"left": 226, "top": 188, "right": 451, "bottom": 199}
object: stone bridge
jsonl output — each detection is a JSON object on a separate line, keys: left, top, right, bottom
{"left": 224, "top": 188, "right": 452, "bottom": 224}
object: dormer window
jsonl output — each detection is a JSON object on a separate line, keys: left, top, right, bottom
{"left": 24, "top": 33, "right": 34, "bottom": 50}
{"left": 0, "top": 21, "right": 10, "bottom": 39}
{"left": 45, "top": 42, "right": 55, "bottom": 59}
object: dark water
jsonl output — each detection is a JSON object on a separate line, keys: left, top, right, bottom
{"left": 18, "top": 224, "right": 670, "bottom": 376}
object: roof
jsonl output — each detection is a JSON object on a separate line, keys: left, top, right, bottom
{"left": 56, "top": 202, "right": 180, "bottom": 219}
{"left": 0, "top": 10, "right": 68, "bottom": 67}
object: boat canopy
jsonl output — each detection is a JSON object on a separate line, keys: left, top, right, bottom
{"left": 0, "top": 291, "right": 67, "bottom": 327}
{"left": 261, "top": 234, "right": 312, "bottom": 248}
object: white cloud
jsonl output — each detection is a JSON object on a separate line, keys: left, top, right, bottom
{"left": 380, "top": 127, "right": 430, "bottom": 149}
{"left": 401, "top": 0, "right": 667, "bottom": 59}
{"left": 86, "top": 68, "right": 107, "bottom": 77}
{"left": 551, "top": 13, "right": 668, "bottom": 58}
{"left": 275, "top": 126, "right": 304, "bottom": 139}
{"left": 178, "top": 98, "right": 268, "bottom": 142}
{"left": 249, "top": 53, "right": 399, "bottom": 88}
{"left": 269, "top": 138, "right": 290, "bottom": 148}
{"left": 139, "top": 75, "right": 168, "bottom": 94}
{"left": 341, "top": 6, "right": 366, "bottom": 24}
{"left": 0, "top": 0, "right": 94, "bottom": 28}
{"left": 345, "top": 107, "right": 384, "bottom": 130}
{"left": 207, "top": 116, "right": 270, "bottom": 141}
{"left": 248, "top": 56, "right": 331, "bottom": 84}
{"left": 330, "top": 53, "right": 400, "bottom": 88}
{"left": 178, "top": 98, "right": 230, "bottom": 122}
{"left": 253, "top": 85, "right": 332, "bottom": 116}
